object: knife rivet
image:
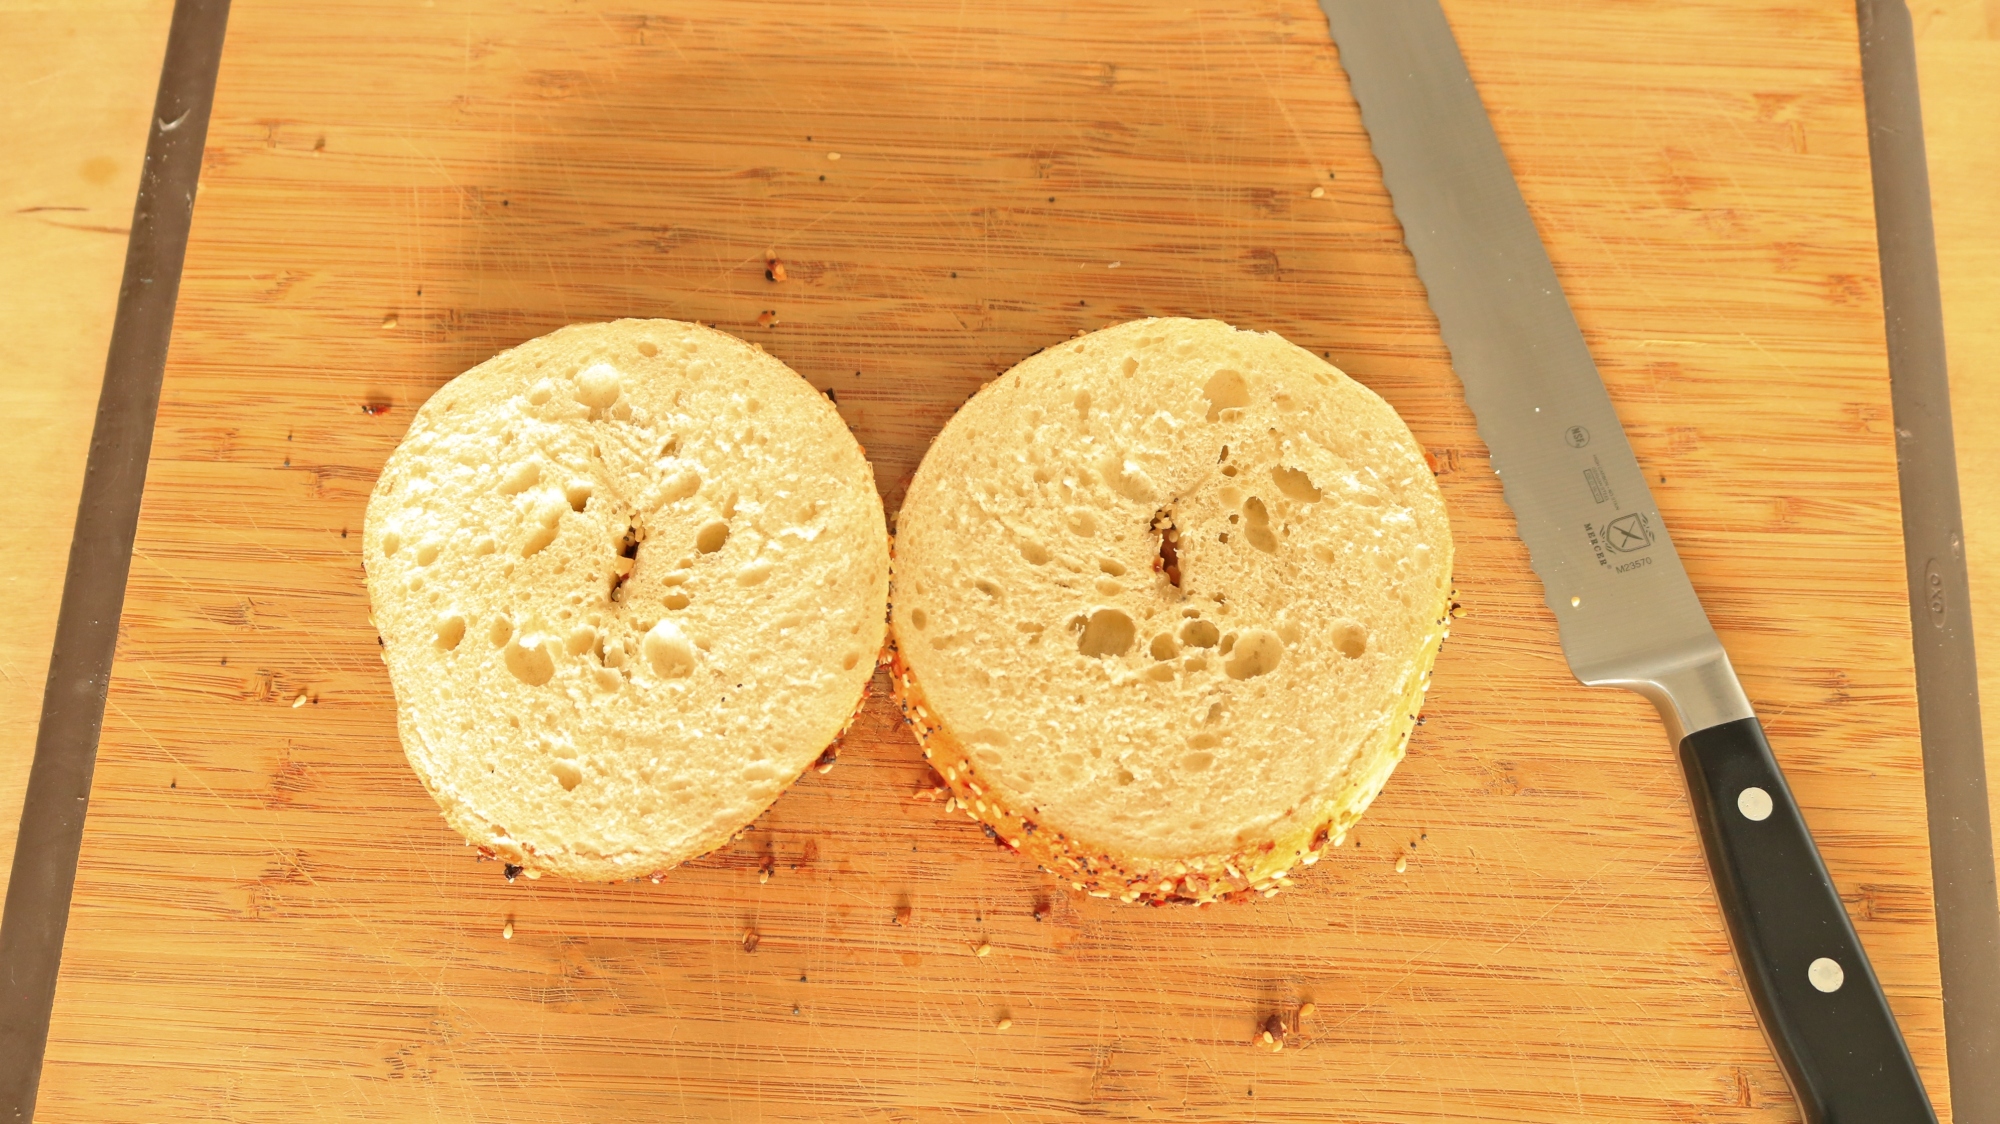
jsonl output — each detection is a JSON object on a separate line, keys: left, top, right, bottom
{"left": 1737, "top": 787, "right": 1774, "bottom": 822}
{"left": 1808, "top": 957, "right": 1845, "bottom": 993}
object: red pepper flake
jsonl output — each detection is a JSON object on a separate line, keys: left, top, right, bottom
{"left": 742, "top": 929, "right": 761, "bottom": 952}
{"left": 362, "top": 399, "right": 392, "bottom": 416}
{"left": 765, "top": 253, "right": 788, "bottom": 282}
{"left": 756, "top": 310, "right": 779, "bottom": 328}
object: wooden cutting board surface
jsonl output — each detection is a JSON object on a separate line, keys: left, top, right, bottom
{"left": 36, "top": 0, "right": 1949, "bottom": 1119}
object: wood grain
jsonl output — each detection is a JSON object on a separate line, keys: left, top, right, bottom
{"left": 0, "top": 0, "right": 176, "bottom": 907}
{"left": 35, "top": 0, "right": 1951, "bottom": 1120}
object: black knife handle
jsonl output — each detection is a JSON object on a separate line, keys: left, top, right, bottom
{"left": 1679, "top": 717, "right": 1937, "bottom": 1123}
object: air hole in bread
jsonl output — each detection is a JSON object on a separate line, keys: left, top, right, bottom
{"left": 434, "top": 612, "right": 466, "bottom": 651}
{"left": 1066, "top": 510, "right": 1097, "bottom": 537}
{"left": 636, "top": 340, "right": 659, "bottom": 358}
{"left": 1224, "top": 629, "right": 1283, "bottom": 679}
{"left": 1115, "top": 767, "right": 1136, "bottom": 786}
{"left": 490, "top": 616, "right": 513, "bottom": 647}
{"left": 498, "top": 461, "right": 540, "bottom": 495}
{"left": 1077, "top": 608, "right": 1135, "bottom": 658}
{"left": 1218, "top": 631, "right": 1236, "bottom": 655}
{"left": 1121, "top": 356, "right": 1138, "bottom": 377}
{"left": 1203, "top": 369, "right": 1250, "bottom": 421}
{"left": 1221, "top": 464, "right": 1238, "bottom": 477}
{"left": 565, "top": 625, "right": 597, "bottom": 655}
{"left": 1243, "top": 496, "right": 1278, "bottom": 553}
{"left": 842, "top": 651, "right": 861, "bottom": 670}
{"left": 407, "top": 574, "right": 424, "bottom": 592}
{"left": 565, "top": 481, "right": 593, "bottom": 512}
{"left": 527, "top": 380, "right": 555, "bottom": 406}
{"left": 504, "top": 634, "right": 556, "bottom": 686}
{"left": 1098, "top": 557, "right": 1127, "bottom": 577}
{"left": 1019, "top": 539, "right": 1052, "bottom": 565}
{"left": 1152, "top": 509, "right": 1182, "bottom": 588}
{"left": 1272, "top": 465, "right": 1322, "bottom": 503}
{"left": 664, "top": 591, "right": 691, "bottom": 611}
{"left": 550, "top": 759, "right": 583, "bottom": 791}
{"left": 1180, "top": 619, "right": 1220, "bottom": 648}
{"left": 695, "top": 519, "right": 731, "bottom": 554}
{"left": 474, "top": 536, "right": 496, "bottom": 556}
{"left": 1332, "top": 619, "right": 1368, "bottom": 659}
{"left": 1179, "top": 750, "right": 1215, "bottom": 772}
{"left": 1074, "top": 389, "right": 1091, "bottom": 417}
{"left": 737, "top": 558, "right": 773, "bottom": 586}
{"left": 974, "top": 578, "right": 1001, "bottom": 599}
{"left": 383, "top": 531, "right": 402, "bottom": 556}
{"left": 910, "top": 608, "right": 928, "bottom": 631}
{"left": 1148, "top": 633, "right": 1179, "bottom": 661}
{"left": 415, "top": 540, "right": 441, "bottom": 566}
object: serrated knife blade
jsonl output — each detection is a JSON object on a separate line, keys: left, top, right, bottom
{"left": 1316, "top": 3, "right": 1936, "bottom": 1120}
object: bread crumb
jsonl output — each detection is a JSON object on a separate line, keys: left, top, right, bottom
{"left": 291, "top": 693, "right": 307, "bottom": 709}
{"left": 381, "top": 314, "right": 398, "bottom": 329}
{"left": 1395, "top": 855, "right": 1408, "bottom": 874}
{"left": 1298, "top": 1002, "right": 1316, "bottom": 1020}
{"left": 502, "top": 918, "right": 514, "bottom": 940}
{"left": 1310, "top": 186, "right": 1326, "bottom": 199}
{"left": 975, "top": 941, "right": 992, "bottom": 957}
{"left": 893, "top": 904, "right": 913, "bottom": 926}
{"left": 996, "top": 1016, "right": 1012, "bottom": 1030}
{"left": 742, "top": 929, "right": 761, "bottom": 952}
{"left": 827, "top": 151, "right": 841, "bottom": 161}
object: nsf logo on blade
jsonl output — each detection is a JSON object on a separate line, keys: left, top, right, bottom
{"left": 1585, "top": 512, "right": 1655, "bottom": 572}
{"left": 1605, "top": 512, "right": 1653, "bottom": 553}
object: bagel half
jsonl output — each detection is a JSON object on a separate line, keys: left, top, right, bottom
{"left": 365, "top": 319, "right": 889, "bottom": 881}
{"left": 889, "top": 318, "right": 1451, "bottom": 904}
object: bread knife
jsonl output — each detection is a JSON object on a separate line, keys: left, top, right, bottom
{"left": 1316, "top": 3, "right": 1938, "bottom": 1120}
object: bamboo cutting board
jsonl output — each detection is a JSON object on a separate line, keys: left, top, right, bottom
{"left": 36, "top": 0, "right": 1949, "bottom": 1120}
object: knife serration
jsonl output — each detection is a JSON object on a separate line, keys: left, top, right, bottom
{"left": 1319, "top": 0, "right": 1749, "bottom": 741}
